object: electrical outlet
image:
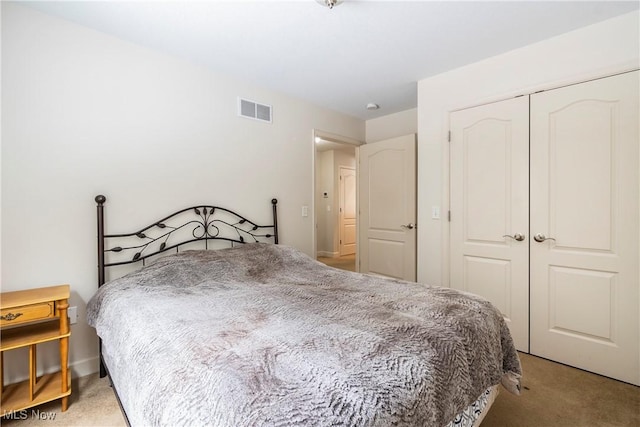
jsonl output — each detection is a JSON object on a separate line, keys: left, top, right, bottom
{"left": 68, "top": 306, "right": 77, "bottom": 325}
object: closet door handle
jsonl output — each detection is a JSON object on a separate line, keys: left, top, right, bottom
{"left": 401, "top": 223, "right": 416, "bottom": 230}
{"left": 503, "top": 233, "right": 525, "bottom": 241}
{"left": 533, "top": 233, "right": 555, "bottom": 243}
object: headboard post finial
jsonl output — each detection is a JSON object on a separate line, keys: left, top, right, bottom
{"left": 96, "top": 195, "right": 106, "bottom": 205}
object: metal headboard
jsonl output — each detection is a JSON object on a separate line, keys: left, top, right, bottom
{"left": 94, "top": 195, "right": 278, "bottom": 377}
{"left": 95, "top": 195, "right": 279, "bottom": 286}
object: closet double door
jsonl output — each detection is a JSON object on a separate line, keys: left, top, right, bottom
{"left": 449, "top": 71, "right": 639, "bottom": 385}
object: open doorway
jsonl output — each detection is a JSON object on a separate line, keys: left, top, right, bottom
{"left": 313, "top": 130, "right": 362, "bottom": 272}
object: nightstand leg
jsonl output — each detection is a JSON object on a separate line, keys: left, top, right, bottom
{"left": 58, "top": 299, "right": 70, "bottom": 412}
{"left": 60, "top": 338, "right": 69, "bottom": 412}
{"left": 60, "top": 336, "right": 69, "bottom": 411}
{"left": 1, "top": 351, "right": 4, "bottom": 394}
{"left": 29, "top": 344, "right": 36, "bottom": 400}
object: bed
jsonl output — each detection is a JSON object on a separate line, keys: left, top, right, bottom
{"left": 87, "top": 195, "right": 521, "bottom": 427}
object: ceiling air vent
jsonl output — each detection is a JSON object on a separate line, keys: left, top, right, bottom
{"left": 238, "top": 98, "right": 272, "bottom": 123}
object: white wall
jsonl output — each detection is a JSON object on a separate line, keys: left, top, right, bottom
{"left": 1, "top": 3, "right": 364, "bottom": 380}
{"left": 417, "top": 11, "right": 639, "bottom": 286}
{"left": 366, "top": 108, "right": 417, "bottom": 143}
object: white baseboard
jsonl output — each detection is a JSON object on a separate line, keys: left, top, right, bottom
{"left": 6, "top": 356, "right": 100, "bottom": 384}
{"left": 70, "top": 355, "right": 100, "bottom": 378}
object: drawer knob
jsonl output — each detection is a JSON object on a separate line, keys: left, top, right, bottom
{"left": 1, "top": 312, "right": 23, "bottom": 321}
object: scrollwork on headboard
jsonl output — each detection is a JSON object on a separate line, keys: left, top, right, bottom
{"left": 95, "top": 195, "right": 278, "bottom": 287}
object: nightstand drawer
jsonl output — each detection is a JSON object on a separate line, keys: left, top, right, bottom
{"left": 0, "top": 301, "right": 55, "bottom": 327}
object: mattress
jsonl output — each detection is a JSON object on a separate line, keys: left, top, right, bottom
{"left": 88, "top": 244, "right": 521, "bottom": 426}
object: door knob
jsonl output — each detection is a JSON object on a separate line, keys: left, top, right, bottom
{"left": 401, "top": 223, "right": 416, "bottom": 230}
{"left": 533, "top": 233, "right": 556, "bottom": 243}
{"left": 503, "top": 233, "right": 525, "bottom": 241}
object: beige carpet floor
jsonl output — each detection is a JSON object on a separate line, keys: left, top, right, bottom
{"left": 1, "top": 373, "right": 125, "bottom": 426}
{"left": 2, "top": 353, "right": 637, "bottom": 426}
{"left": 317, "top": 254, "right": 356, "bottom": 272}
{"left": 482, "top": 353, "right": 639, "bottom": 427}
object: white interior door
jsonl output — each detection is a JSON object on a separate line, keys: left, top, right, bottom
{"left": 530, "top": 71, "right": 639, "bottom": 385}
{"left": 339, "top": 167, "right": 356, "bottom": 256}
{"left": 358, "top": 134, "right": 416, "bottom": 281}
{"left": 449, "top": 96, "right": 530, "bottom": 352}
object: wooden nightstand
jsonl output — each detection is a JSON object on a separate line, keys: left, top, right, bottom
{"left": 0, "top": 285, "right": 71, "bottom": 413}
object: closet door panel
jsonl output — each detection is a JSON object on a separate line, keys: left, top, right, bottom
{"left": 450, "top": 96, "right": 530, "bottom": 352}
{"left": 530, "top": 71, "right": 639, "bottom": 385}
{"left": 551, "top": 100, "right": 614, "bottom": 250}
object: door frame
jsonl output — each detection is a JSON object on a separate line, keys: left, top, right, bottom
{"left": 312, "top": 129, "right": 363, "bottom": 263}
{"left": 441, "top": 68, "right": 638, "bottom": 374}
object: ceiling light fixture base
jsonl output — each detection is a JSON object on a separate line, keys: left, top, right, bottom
{"left": 316, "top": 0, "right": 342, "bottom": 9}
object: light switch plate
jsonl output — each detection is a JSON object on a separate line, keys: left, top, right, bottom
{"left": 68, "top": 306, "right": 77, "bottom": 324}
{"left": 431, "top": 206, "right": 440, "bottom": 219}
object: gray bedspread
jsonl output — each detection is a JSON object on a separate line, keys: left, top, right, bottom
{"left": 87, "top": 243, "right": 521, "bottom": 427}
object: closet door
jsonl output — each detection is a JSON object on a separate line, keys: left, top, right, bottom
{"left": 530, "top": 71, "right": 639, "bottom": 385}
{"left": 449, "top": 96, "right": 530, "bottom": 352}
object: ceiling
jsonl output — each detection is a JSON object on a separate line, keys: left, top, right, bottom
{"left": 22, "top": 1, "right": 639, "bottom": 120}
